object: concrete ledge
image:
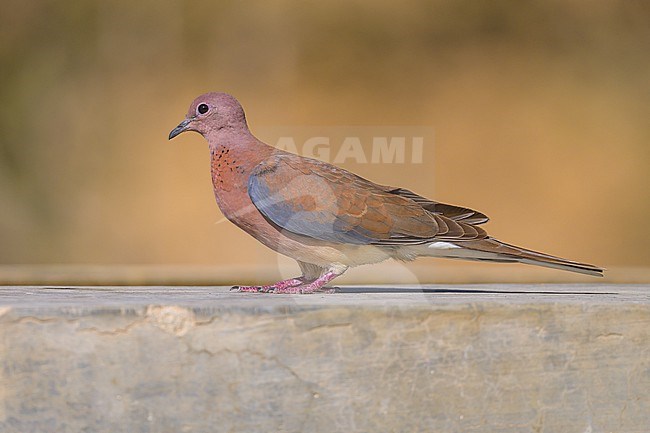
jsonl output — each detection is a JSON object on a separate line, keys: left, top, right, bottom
{"left": 1, "top": 285, "right": 649, "bottom": 432}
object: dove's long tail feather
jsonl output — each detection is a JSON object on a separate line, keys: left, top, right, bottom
{"left": 424, "top": 238, "right": 604, "bottom": 277}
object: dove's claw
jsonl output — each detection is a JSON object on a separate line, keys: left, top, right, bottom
{"left": 230, "top": 285, "right": 261, "bottom": 292}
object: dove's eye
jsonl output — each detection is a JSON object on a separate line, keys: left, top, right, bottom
{"left": 197, "top": 103, "right": 209, "bottom": 115}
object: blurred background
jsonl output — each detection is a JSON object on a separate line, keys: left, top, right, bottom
{"left": 1, "top": 0, "right": 649, "bottom": 284}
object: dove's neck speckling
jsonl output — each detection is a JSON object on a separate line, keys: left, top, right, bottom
{"left": 207, "top": 129, "right": 276, "bottom": 223}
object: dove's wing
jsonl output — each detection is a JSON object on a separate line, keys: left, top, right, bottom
{"left": 248, "top": 154, "right": 486, "bottom": 245}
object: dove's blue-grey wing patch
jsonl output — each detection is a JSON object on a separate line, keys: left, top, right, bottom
{"left": 248, "top": 158, "right": 373, "bottom": 244}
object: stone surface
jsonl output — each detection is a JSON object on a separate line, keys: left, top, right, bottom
{"left": 1, "top": 285, "right": 649, "bottom": 433}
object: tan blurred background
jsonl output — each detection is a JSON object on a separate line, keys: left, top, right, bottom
{"left": 1, "top": 0, "right": 649, "bottom": 284}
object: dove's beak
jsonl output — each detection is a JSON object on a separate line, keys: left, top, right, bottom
{"left": 169, "top": 118, "right": 192, "bottom": 140}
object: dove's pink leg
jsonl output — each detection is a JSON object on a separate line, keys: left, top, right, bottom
{"left": 231, "top": 277, "right": 305, "bottom": 293}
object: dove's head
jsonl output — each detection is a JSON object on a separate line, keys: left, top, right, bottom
{"left": 169, "top": 92, "right": 247, "bottom": 140}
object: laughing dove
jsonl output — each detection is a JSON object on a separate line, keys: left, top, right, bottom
{"left": 169, "top": 92, "right": 602, "bottom": 293}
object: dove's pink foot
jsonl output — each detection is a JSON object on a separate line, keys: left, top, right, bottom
{"left": 266, "top": 270, "right": 340, "bottom": 294}
{"left": 231, "top": 270, "right": 341, "bottom": 294}
{"left": 231, "top": 277, "right": 305, "bottom": 293}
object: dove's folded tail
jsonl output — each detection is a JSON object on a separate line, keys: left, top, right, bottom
{"left": 424, "top": 238, "right": 604, "bottom": 277}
